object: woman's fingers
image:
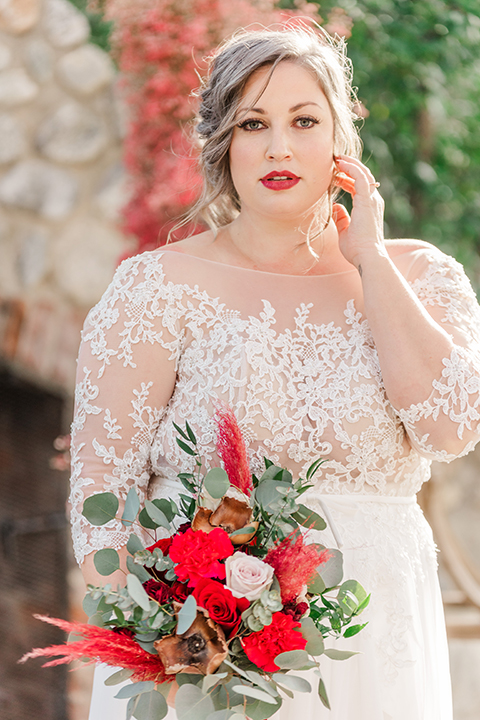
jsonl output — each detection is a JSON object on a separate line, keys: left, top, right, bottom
{"left": 332, "top": 203, "right": 350, "bottom": 234}
{"left": 335, "top": 155, "right": 379, "bottom": 200}
{"left": 334, "top": 172, "right": 356, "bottom": 196}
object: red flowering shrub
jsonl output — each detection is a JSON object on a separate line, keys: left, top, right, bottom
{"left": 193, "top": 577, "right": 249, "bottom": 637}
{"left": 91, "top": 0, "right": 320, "bottom": 254}
{"left": 169, "top": 527, "right": 234, "bottom": 586}
{"left": 241, "top": 612, "right": 307, "bottom": 672}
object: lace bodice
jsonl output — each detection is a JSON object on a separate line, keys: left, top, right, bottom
{"left": 70, "top": 244, "right": 480, "bottom": 565}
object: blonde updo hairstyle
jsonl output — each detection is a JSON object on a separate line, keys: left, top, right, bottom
{"left": 181, "top": 23, "right": 362, "bottom": 236}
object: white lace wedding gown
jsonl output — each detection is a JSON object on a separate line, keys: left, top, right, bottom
{"left": 70, "top": 243, "right": 480, "bottom": 720}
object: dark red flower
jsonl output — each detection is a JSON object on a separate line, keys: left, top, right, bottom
{"left": 283, "top": 601, "right": 309, "bottom": 621}
{"left": 171, "top": 581, "right": 190, "bottom": 602}
{"left": 143, "top": 579, "right": 172, "bottom": 604}
{"left": 192, "top": 578, "right": 249, "bottom": 638}
{"left": 169, "top": 528, "right": 234, "bottom": 587}
{"left": 241, "top": 612, "right": 307, "bottom": 672}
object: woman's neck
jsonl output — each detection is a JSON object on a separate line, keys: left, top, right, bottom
{"left": 219, "top": 212, "right": 352, "bottom": 276}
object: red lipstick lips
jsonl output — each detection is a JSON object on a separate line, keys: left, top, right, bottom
{"left": 260, "top": 171, "right": 300, "bottom": 191}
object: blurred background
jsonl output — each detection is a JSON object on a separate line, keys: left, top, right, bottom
{"left": 0, "top": 0, "right": 479, "bottom": 718}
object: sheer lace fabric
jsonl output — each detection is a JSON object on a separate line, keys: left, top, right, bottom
{"left": 72, "top": 244, "right": 480, "bottom": 720}
{"left": 70, "top": 245, "right": 480, "bottom": 565}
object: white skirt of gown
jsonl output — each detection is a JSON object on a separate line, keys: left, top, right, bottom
{"left": 88, "top": 494, "right": 453, "bottom": 720}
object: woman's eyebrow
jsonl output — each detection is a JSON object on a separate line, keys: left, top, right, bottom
{"left": 237, "top": 102, "right": 322, "bottom": 115}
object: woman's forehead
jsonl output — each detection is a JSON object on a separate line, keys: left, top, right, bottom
{"left": 239, "top": 61, "right": 329, "bottom": 111}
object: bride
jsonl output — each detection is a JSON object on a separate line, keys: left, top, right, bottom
{"left": 70, "top": 24, "right": 480, "bottom": 720}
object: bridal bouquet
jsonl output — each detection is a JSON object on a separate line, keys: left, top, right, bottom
{"left": 22, "top": 404, "right": 369, "bottom": 719}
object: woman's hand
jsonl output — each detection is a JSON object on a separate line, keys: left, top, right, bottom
{"left": 332, "top": 155, "right": 386, "bottom": 272}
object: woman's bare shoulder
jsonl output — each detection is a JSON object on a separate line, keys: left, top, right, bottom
{"left": 161, "top": 231, "right": 218, "bottom": 259}
{"left": 384, "top": 238, "right": 438, "bottom": 258}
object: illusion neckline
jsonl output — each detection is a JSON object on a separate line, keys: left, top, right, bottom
{"left": 159, "top": 248, "right": 359, "bottom": 279}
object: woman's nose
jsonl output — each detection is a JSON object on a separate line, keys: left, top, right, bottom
{"left": 265, "top": 129, "right": 292, "bottom": 161}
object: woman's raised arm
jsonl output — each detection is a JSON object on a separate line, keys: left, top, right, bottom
{"left": 334, "top": 156, "right": 480, "bottom": 460}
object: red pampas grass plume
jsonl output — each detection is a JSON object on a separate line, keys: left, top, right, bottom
{"left": 265, "top": 533, "right": 331, "bottom": 605}
{"left": 214, "top": 402, "right": 253, "bottom": 496}
{"left": 19, "top": 615, "right": 172, "bottom": 684}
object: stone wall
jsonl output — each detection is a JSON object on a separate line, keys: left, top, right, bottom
{"left": 0, "top": 0, "right": 130, "bottom": 395}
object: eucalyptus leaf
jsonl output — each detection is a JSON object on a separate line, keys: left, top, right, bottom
{"left": 82, "top": 593, "right": 100, "bottom": 618}
{"left": 93, "top": 548, "right": 120, "bottom": 576}
{"left": 115, "top": 682, "right": 155, "bottom": 699}
{"left": 231, "top": 686, "right": 277, "bottom": 704}
{"left": 127, "top": 534, "right": 145, "bottom": 555}
{"left": 104, "top": 668, "right": 134, "bottom": 686}
{"left": 318, "top": 548, "right": 343, "bottom": 589}
{"left": 153, "top": 498, "right": 176, "bottom": 522}
{"left": 318, "top": 676, "right": 330, "bottom": 709}
{"left": 245, "top": 671, "right": 278, "bottom": 697}
{"left": 274, "top": 649, "right": 310, "bottom": 670}
{"left": 177, "top": 594, "right": 197, "bottom": 635}
{"left": 244, "top": 696, "right": 282, "bottom": 720}
{"left": 175, "top": 683, "right": 215, "bottom": 720}
{"left": 307, "top": 570, "right": 326, "bottom": 595}
{"left": 138, "top": 508, "right": 158, "bottom": 530}
{"left": 206, "top": 711, "right": 236, "bottom": 720}
{"left": 176, "top": 673, "right": 204, "bottom": 687}
{"left": 127, "top": 573, "right": 151, "bottom": 611}
{"left": 271, "top": 674, "right": 311, "bottom": 693}
{"left": 300, "top": 617, "right": 325, "bottom": 656}
{"left": 255, "top": 478, "right": 291, "bottom": 512}
{"left": 133, "top": 689, "right": 168, "bottom": 720}
{"left": 127, "top": 696, "right": 138, "bottom": 720}
{"left": 202, "top": 672, "right": 228, "bottom": 693}
{"left": 122, "top": 487, "right": 140, "bottom": 526}
{"left": 144, "top": 500, "right": 170, "bottom": 530}
{"left": 204, "top": 467, "right": 230, "bottom": 499}
{"left": 324, "top": 648, "right": 358, "bottom": 661}
{"left": 126, "top": 555, "right": 151, "bottom": 582}
{"left": 291, "top": 504, "right": 326, "bottom": 531}
{"left": 87, "top": 611, "right": 105, "bottom": 627}
{"left": 82, "top": 492, "right": 119, "bottom": 526}
{"left": 229, "top": 525, "right": 256, "bottom": 537}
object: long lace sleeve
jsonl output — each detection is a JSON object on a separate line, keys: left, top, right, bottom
{"left": 395, "top": 248, "right": 480, "bottom": 462}
{"left": 69, "top": 251, "right": 183, "bottom": 566}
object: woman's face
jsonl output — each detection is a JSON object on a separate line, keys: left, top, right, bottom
{"left": 229, "top": 61, "right": 335, "bottom": 223}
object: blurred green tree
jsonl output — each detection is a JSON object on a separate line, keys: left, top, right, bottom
{"left": 67, "top": 0, "right": 113, "bottom": 52}
{"left": 310, "top": 0, "right": 480, "bottom": 276}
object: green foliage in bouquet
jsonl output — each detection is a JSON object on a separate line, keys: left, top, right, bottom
{"left": 23, "top": 409, "right": 369, "bottom": 719}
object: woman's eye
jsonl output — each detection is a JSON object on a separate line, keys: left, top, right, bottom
{"left": 238, "top": 119, "right": 264, "bottom": 131}
{"left": 295, "top": 116, "right": 319, "bottom": 128}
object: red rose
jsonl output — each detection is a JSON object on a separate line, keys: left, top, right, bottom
{"left": 193, "top": 578, "right": 249, "bottom": 638}
{"left": 143, "top": 579, "right": 172, "bottom": 604}
{"left": 171, "top": 581, "right": 190, "bottom": 602}
{"left": 147, "top": 537, "right": 173, "bottom": 554}
{"left": 169, "top": 528, "right": 234, "bottom": 587}
{"left": 241, "top": 612, "right": 307, "bottom": 672}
